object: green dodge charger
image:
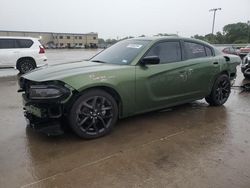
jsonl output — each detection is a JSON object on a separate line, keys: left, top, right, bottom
{"left": 18, "top": 37, "right": 241, "bottom": 139}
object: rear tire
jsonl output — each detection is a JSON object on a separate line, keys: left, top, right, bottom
{"left": 205, "top": 74, "right": 231, "bottom": 106}
{"left": 17, "top": 58, "right": 36, "bottom": 74}
{"left": 68, "top": 89, "right": 118, "bottom": 139}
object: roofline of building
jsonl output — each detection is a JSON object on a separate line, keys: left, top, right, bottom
{"left": 0, "top": 30, "right": 98, "bottom": 35}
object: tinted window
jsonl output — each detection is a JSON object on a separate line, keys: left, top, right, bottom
{"left": 146, "top": 41, "right": 182, "bottom": 63}
{"left": 16, "top": 39, "right": 33, "bottom": 48}
{"left": 205, "top": 46, "right": 213, "bottom": 56}
{"left": 185, "top": 42, "right": 206, "bottom": 59}
{"left": 0, "top": 39, "right": 16, "bottom": 49}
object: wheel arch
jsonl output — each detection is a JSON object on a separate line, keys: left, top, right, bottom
{"left": 66, "top": 85, "right": 123, "bottom": 118}
{"left": 208, "top": 70, "right": 230, "bottom": 94}
{"left": 16, "top": 56, "right": 36, "bottom": 69}
{"left": 219, "top": 70, "right": 229, "bottom": 77}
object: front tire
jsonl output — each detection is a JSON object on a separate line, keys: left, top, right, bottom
{"left": 205, "top": 74, "right": 231, "bottom": 106}
{"left": 68, "top": 89, "right": 118, "bottom": 139}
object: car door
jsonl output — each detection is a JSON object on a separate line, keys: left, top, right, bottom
{"left": 135, "top": 40, "right": 193, "bottom": 113}
{"left": 182, "top": 41, "right": 220, "bottom": 97}
{"left": 0, "top": 39, "right": 17, "bottom": 67}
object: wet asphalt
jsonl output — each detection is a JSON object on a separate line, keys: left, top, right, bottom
{"left": 0, "top": 50, "right": 250, "bottom": 188}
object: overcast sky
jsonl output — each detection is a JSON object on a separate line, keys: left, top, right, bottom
{"left": 0, "top": 0, "right": 249, "bottom": 39}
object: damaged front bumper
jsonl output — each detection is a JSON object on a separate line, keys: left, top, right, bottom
{"left": 23, "top": 96, "right": 65, "bottom": 136}
{"left": 19, "top": 78, "right": 75, "bottom": 136}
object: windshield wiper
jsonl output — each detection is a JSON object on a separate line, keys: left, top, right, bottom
{"left": 91, "top": 60, "right": 107, "bottom": 64}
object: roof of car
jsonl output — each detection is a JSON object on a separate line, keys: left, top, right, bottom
{"left": 130, "top": 36, "right": 213, "bottom": 47}
{"left": 130, "top": 36, "right": 179, "bottom": 41}
{"left": 0, "top": 36, "right": 38, "bottom": 40}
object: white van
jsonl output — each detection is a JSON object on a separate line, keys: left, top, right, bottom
{"left": 0, "top": 37, "right": 47, "bottom": 73}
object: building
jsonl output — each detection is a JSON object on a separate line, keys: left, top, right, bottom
{"left": 0, "top": 30, "right": 98, "bottom": 48}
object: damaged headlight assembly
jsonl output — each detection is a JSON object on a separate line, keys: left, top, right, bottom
{"left": 28, "top": 85, "right": 70, "bottom": 100}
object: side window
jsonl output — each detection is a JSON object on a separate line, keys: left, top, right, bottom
{"left": 146, "top": 41, "right": 182, "bottom": 64}
{"left": 16, "top": 39, "right": 33, "bottom": 48}
{"left": 185, "top": 42, "right": 206, "bottom": 59}
{"left": 0, "top": 39, "right": 16, "bottom": 49}
{"left": 205, "top": 46, "right": 213, "bottom": 56}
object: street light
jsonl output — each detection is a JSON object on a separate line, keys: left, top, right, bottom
{"left": 209, "top": 8, "right": 222, "bottom": 35}
{"left": 247, "top": 20, "right": 250, "bottom": 43}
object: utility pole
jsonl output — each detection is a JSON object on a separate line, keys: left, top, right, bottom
{"left": 209, "top": 8, "right": 221, "bottom": 35}
{"left": 248, "top": 20, "right": 250, "bottom": 43}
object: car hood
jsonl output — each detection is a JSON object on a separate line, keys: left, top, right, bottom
{"left": 23, "top": 61, "right": 129, "bottom": 82}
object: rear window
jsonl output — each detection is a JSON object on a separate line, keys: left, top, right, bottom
{"left": 185, "top": 42, "right": 206, "bottom": 59}
{"left": 0, "top": 39, "right": 16, "bottom": 49}
{"left": 205, "top": 46, "right": 213, "bottom": 56}
{"left": 16, "top": 39, "right": 33, "bottom": 48}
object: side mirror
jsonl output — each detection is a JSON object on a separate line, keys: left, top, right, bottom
{"left": 224, "top": 56, "right": 230, "bottom": 62}
{"left": 140, "top": 56, "right": 160, "bottom": 66}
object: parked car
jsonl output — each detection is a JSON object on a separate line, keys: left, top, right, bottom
{"left": 239, "top": 45, "right": 250, "bottom": 59}
{"left": 18, "top": 37, "right": 241, "bottom": 139}
{"left": 241, "top": 52, "right": 250, "bottom": 78}
{"left": 221, "top": 46, "right": 239, "bottom": 56}
{"left": 0, "top": 37, "right": 47, "bottom": 73}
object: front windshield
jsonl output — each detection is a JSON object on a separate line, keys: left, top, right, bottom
{"left": 91, "top": 39, "right": 150, "bottom": 65}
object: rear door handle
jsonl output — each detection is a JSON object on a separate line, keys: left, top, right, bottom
{"left": 179, "top": 70, "right": 185, "bottom": 74}
{"left": 213, "top": 62, "right": 219, "bottom": 65}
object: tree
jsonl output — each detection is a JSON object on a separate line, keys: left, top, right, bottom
{"left": 223, "top": 22, "right": 249, "bottom": 43}
{"left": 105, "top": 39, "right": 118, "bottom": 45}
{"left": 98, "top": 38, "right": 105, "bottom": 44}
{"left": 192, "top": 22, "right": 249, "bottom": 44}
{"left": 155, "top": 33, "right": 177, "bottom": 37}
{"left": 214, "top": 32, "right": 225, "bottom": 44}
{"left": 192, "top": 34, "right": 205, "bottom": 41}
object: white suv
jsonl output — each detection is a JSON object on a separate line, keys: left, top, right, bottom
{"left": 0, "top": 37, "right": 47, "bottom": 74}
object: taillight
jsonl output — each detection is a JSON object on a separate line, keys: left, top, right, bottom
{"left": 39, "top": 45, "right": 45, "bottom": 54}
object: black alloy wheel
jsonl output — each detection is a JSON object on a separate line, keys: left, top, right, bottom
{"left": 69, "top": 89, "right": 118, "bottom": 139}
{"left": 205, "top": 74, "right": 231, "bottom": 106}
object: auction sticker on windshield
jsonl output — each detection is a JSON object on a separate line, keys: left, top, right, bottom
{"left": 127, "top": 44, "right": 143, "bottom": 49}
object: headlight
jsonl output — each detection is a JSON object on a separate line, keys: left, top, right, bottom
{"left": 29, "top": 85, "right": 69, "bottom": 100}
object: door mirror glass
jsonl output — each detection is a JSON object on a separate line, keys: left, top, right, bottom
{"left": 141, "top": 56, "right": 160, "bottom": 65}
